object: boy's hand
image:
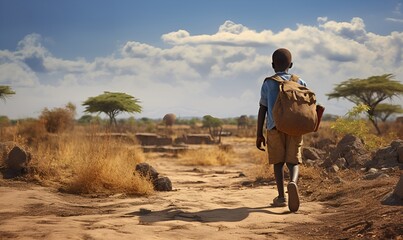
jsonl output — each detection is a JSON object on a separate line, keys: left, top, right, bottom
{"left": 256, "top": 135, "right": 266, "bottom": 151}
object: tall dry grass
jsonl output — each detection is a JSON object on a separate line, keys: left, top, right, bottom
{"left": 26, "top": 130, "right": 153, "bottom": 195}
{"left": 245, "top": 147, "right": 273, "bottom": 180}
{"left": 179, "top": 146, "right": 233, "bottom": 166}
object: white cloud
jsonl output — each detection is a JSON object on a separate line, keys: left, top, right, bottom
{"left": 0, "top": 62, "right": 39, "bottom": 87}
{"left": 385, "top": 17, "right": 403, "bottom": 23}
{"left": 1, "top": 18, "right": 403, "bottom": 119}
{"left": 162, "top": 20, "right": 273, "bottom": 47}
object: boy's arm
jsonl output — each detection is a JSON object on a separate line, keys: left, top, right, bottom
{"left": 256, "top": 104, "right": 267, "bottom": 151}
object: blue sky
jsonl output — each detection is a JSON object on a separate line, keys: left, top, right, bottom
{"left": 1, "top": 0, "right": 403, "bottom": 119}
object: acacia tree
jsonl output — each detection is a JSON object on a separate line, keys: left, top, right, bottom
{"left": 202, "top": 115, "right": 223, "bottom": 143}
{"left": 83, "top": 92, "right": 142, "bottom": 126}
{"left": 0, "top": 86, "right": 15, "bottom": 101}
{"left": 373, "top": 104, "right": 403, "bottom": 122}
{"left": 327, "top": 74, "right": 403, "bottom": 134}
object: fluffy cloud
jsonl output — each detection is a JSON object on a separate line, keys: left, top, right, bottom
{"left": 1, "top": 18, "right": 402, "bottom": 119}
{"left": 162, "top": 20, "right": 273, "bottom": 47}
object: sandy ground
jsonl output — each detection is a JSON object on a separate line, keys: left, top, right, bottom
{"left": 0, "top": 139, "right": 329, "bottom": 240}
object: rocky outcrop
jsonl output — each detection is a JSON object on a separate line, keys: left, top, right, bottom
{"left": 323, "top": 134, "right": 371, "bottom": 170}
{"left": 366, "top": 140, "right": 403, "bottom": 169}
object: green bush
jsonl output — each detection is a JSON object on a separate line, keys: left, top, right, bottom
{"left": 331, "top": 104, "right": 392, "bottom": 150}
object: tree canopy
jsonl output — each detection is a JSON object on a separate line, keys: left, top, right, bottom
{"left": 373, "top": 103, "right": 403, "bottom": 122}
{"left": 82, "top": 91, "right": 142, "bottom": 126}
{"left": 0, "top": 86, "right": 15, "bottom": 101}
{"left": 327, "top": 74, "right": 403, "bottom": 134}
{"left": 202, "top": 115, "right": 223, "bottom": 142}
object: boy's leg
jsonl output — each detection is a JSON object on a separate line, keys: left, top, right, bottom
{"left": 286, "top": 163, "right": 300, "bottom": 212}
{"left": 272, "top": 162, "right": 286, "bottom": 206}
{"left": 266, "top": 129, "right": 287, "bottom": 206}
{"left": 286, "top": 163, "right": 299, "bottom": 183}
{"left": 274, "top": 162, "right": 285, "bottom": 198}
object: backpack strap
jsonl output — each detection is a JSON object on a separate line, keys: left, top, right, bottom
{"left": 290, "top": 74, "right": 299, "bottom": 82}
{"left": 265, "top": 74, "right": 299, "bottom": 83}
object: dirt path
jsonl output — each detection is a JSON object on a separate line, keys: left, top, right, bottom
{"left": 0, "top": 140, "right": 326, "bottom": 240}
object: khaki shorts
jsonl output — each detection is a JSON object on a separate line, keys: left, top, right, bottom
{"left": 266, "top": 129, "right": 303, "bottom": 165}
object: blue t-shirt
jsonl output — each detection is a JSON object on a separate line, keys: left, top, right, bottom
{"left": 259, "top": 72, "right": 307, "bottom": 130}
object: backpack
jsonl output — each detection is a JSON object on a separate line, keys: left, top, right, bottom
{"left": 267, "top": 74, "right": 318, "bottom": 136}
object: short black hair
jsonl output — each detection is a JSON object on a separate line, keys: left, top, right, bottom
{"left": 272, "top": 48, "right": 292, "bottom": 71}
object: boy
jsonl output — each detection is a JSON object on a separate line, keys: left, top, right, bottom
{"left": 256, "top": 48, "right": 306, "bottom": 212}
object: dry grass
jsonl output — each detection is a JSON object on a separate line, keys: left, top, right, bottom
{"left": 178, "top": 146, "right": 233, "bottom": 166}
{"left": 27, "top": 131, "right": 153, "bottom": 196}
{"left": 245, "top": 148, "right": 273, "bottom": 180}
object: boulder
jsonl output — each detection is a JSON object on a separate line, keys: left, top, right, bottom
{"left": 153, "top": 177, "right": 172, "bottom": 191}
{"left": 366, "top": 139, "right": 402, "bottom": 169}
{"left": 135, "top": 163, "right": 159, "bottom": 181}
{"left": 328, "top": 134, "right": 371, "bottom": 169}
{"left": 0, "top": 142, "right": 31, "bottom": 178}
{"left": 135, "top": 163, "right": 173, "bottom": 191}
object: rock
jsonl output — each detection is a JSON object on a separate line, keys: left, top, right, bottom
{"left": 0, "top": 142, "right": 31, "bottom": 178}
{"left": 328, "top": 164, "right": 339, "bottom": 173}
{"left": 304, "top": 159, "right": 317, "bottom": 167}
{"left": 363, "top": 172, "right": 389, "bottom": 180}
{"left": 302, "top": 147, "right": 322, "bottom": 161}
{"left": 334, "top": 158, "right": 347, "bottom": 169}
{"left": 381, "top": 192, "right": 403, "bottom": 206}
{"left": 393, "top": 175, "right": 403, "bottom": 199}
{"left": 314, "top": 138, "right": 337, "bottom": 153}
{"left": 7, "top": 146, "right": 30, "bottom": 170}
{"left": 397, "top": 145, "right": 403, "bottom": 164}
{"left": 135, "top": 163, "right": 159, "bottom": 181}
{"left": 332, "top": 176, "right": 346, "bottom": 184}
{"left": 367, "top": 168, "right": 378, "bottom": 174}
{"left": 366, "top": 139, "right": 402, "bottom": 168}
{"left": 328, "top": 134, "right": 371, "bottom": 169}
{"left": 153, "top": 177, "right": 172, "bottom": 191}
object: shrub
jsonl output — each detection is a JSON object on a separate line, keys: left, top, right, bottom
{"left": 40, "top": 103, "right": 76, "bottom": 133}
{"left": 331, "top": 104, "right": 394, "bottom": 150}
{"left": 16, "top": 118, "right": 47, "bottom": 145}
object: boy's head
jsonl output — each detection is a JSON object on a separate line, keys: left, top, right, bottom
{"left": 272, "top": 48, "right": 293, "bottom": 72}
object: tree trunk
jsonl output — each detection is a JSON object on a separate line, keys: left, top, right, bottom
{"left": 368, "top": 109, "right": 381, "bottom": 135}
{"left": 369, "top": 117, "right": 381, "bottom": 135}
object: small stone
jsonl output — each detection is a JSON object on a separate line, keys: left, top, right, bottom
{"left": 328, "top": 164, "right": 339, "bottom": 173}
